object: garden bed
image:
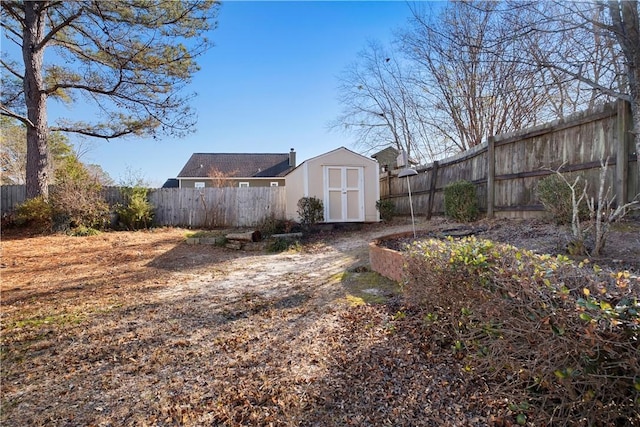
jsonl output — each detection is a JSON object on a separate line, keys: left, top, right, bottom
{"left": 371, "top": 218, "right": 640, "bottom": 279}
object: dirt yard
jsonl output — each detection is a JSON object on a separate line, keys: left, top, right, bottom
{"left": 1, "top": 216, "right": 639, "bottom": 426}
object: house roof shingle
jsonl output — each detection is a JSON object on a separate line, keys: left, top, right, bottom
{"left": 371, "top": 146, "right": 399, "bottom": 160}
{"left": 177, "top": 153, "right": 294, "bottom": 179}
{"left": 161, "top": 178, "right": 179, "bottom": 188}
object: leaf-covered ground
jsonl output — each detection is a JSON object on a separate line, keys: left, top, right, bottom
{"left": 1, "top": 217, "right": 638, "bottom": 426}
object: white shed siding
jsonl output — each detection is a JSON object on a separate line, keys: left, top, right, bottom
{"left": 284, "top": 147, "right": 380, "bottom": 223}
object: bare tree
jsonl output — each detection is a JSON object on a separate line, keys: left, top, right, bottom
{"left": 509, "top": 1, "right": 640, "bottom": 172}
{"left": 400, "top": 1, "right": 551, "bottom": 150}
{"left": 332, "top": 40, "right": 448, "bottom": 164}
{"left": 596, "top": 1, "right": 639, "bottom": 169}
{"left": 207, "top": 167, "right": 239, "bottom": 188}
{"left": 335, "top": 0, "right": 635, "bottom": 164}
{"left": 85, "top": 164, "right": 114, "bottom": 186}
{"left": 1, "top": 1, "right": 219, "bottom": 199}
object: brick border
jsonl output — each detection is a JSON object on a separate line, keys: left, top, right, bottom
{"left": 369, "top": 231, "right": 415, "bottom": 282}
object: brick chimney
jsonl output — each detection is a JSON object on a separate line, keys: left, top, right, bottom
{"left": 289, "top": 148, "right": 296, "bottom": 167}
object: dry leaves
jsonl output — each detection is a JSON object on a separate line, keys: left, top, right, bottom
{"left": 1, "top": 218, "right": 638, "bottom": 426}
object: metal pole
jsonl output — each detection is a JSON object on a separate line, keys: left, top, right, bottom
{"left": 407, "top": 176, "right": 416, "bottom": 238}
{"left": 398, "top": 167, "right": 418, "bottom": 239}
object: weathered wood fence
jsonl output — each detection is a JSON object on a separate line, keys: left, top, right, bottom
{"left": 1, "top": 186, "right": 286, "bottom": 228}
{"left": 381, "top": 100, "right": 639, "bottom": 218}
{"left": 148, "top": 187, "right": 286, "bottom": 227}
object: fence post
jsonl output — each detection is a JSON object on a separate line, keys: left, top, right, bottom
{"left": 487, "top": 136, "right": 496, "bottom": 218}
{"left": 426, "top": 161, "right": 439, "bottom": 220}
{"left": 386, "top": 171, "right": 391, "bottom": 201}
{"left": 616, "top": 99, "right": 630, "bottom": 206}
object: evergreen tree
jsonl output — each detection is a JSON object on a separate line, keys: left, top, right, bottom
{"left": 1, "top": 1, "right": 219, "bottom": 198}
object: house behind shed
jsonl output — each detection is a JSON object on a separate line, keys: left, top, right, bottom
{"left": 177, "top": 149, "right": 296, "bottom": 188}
{"left": 285, "top": 147, "right": 380, "bottom": 223}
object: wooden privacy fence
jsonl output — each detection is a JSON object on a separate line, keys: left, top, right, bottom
{"left": 0, "top": 185, "right": 26, "bottom": 214}
{"left": 149, "top": 187, "right": 286, "bottom": 228}
{"left": 381, "top": 100, "right": 639, "bottom": 218}
{"left": 1, "top": 186, "right": 286, "bottom": 228}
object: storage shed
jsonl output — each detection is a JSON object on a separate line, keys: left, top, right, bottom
{"left": 285, "top": 147, "right": 380, "bottom": 223}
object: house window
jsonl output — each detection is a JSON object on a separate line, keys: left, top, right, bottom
{"left": 194, "top": 182, "right": 205, "bottom": 189}
{"left": 270, "top": 182, "right": 279, "bottom": 187}
{"left": 239, "top": 182, "right": 249, "bottom": 188}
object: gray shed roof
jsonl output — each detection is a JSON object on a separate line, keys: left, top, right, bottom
{"left": 177, "top": 152, "right": 294, "bottom": 178}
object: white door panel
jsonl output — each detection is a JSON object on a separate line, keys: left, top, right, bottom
{"left": 324, "top": 166, "right": 364, "bottom": 222}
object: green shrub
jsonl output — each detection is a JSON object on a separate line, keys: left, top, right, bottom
{"left": 267, "top": 237, "right": 292, "bottom": 253}
{"left": 297, "top": 196, "right": 324, "bottom": 226}
{"left": 14, "top": 196, "right": 53, "bottom": 231}
{"left": 403, "top": 237, "right": 640, "bottom": 426}
{"left": 443, "top": 180, "right": 478, "bottom": 222}
{"left": 375, "top": 199, "right": 395, "bottom": 222}
{"left": 116, "top": 186, "right": 154, "bottom": 230}
{"left": 69, "top": 225, "right": 101, "bottom": 236}
{"left": 536, "top": 174, "right": 587, "bottom": 224}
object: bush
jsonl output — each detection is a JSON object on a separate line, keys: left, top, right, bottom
{"left": 256, "top": 213, "right": 299, "bottom": 237}
{"left": 49, "top": 178, "right": 110, "bottom": 231}
{"left": 69, "top": 225, "right": 101, "bottom": 236}
{"left": 403, "top": 237, "right": 640, "bottom": 426}
{"left": 443, "top": 180, "right": 478, "bottom": 222}
{"left": 536, "top": 174, "right": 587, "bottom": 225}
{"left": 375, "top": 199, "right": 395, "bottom": 222}
{"left": 116, "top": 186, "right": 154, "bottom": 230}
{"left": 269, "top": 238, "right": 301, "bottom": 253}
{"left": 267, "top": 237, "right": 293, "bottom": 253}
{"left": 297, "top": 196, "right": 324, "bottom": 226}
{"left": 14, "top": 196, "right": 53, "bottom": 231}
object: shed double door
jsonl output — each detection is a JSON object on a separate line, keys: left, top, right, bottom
{"left": 324, "top": 166, "right": 364, "bottom": 222}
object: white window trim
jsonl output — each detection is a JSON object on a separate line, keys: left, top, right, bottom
{"left": 239, "top": 182, "right": 249, "bottom": 188}
{"left": 194, "top": 182, "right": 205, "bottom": 189}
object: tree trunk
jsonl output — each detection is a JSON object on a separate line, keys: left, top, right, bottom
{"left": 23, "top": 2, "right": 49, "bottom": 200}
{"left": 628, "top": 48, "right": 640, "bottom": 177}
{"left": 608, "top": 0, "right": 640, "bottom": 178}
{"left": 633, "top": 98, "right": 640, "bottom": 179}
{"left": 626, "top": 23, "right": 640, "bottom": 178}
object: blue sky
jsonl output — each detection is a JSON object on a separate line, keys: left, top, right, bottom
{"left": 62, "top": 1, "right": 418, "bottom": 186}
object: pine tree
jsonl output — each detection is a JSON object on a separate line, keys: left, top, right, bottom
{"left": 1, "top": 1, "right": 219, "bottom": 198}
